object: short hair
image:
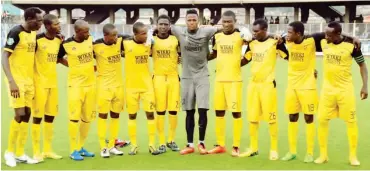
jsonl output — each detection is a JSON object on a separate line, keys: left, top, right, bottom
{"left": 186, "top": 9, "right": 198, "bottom": 16}
{"left": 222, "top": 10, "right": 236, "bottom": 21}
{"left": 103, "top": 23, "right": 116, "bottom": 35}
{"left": 157, "top": 14, "right": 171, "bottom": 24}
{"left": 24, "top": 7, "right": 42, "bottom": 20}
{"left": 43, "top": 14, "right": 58, "bottom": 26}
{"left": 253, "top": 18, "right": 268, "bottom": 30}
{"left": 327, "top": 21, "right": 342, "bottom": 34}
{"left": 288, "top": 21, "right": 305, "bottom": 35}
{"left": 133, "top": 22, "right": 145, "bottom": 34}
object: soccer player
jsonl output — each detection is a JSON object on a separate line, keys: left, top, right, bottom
{"left": 31, "top": 14, "right": 68, "bottom": 162}
{"left": 170, "top": 9, "right": 218, "bottom": 155}
{"left": 314, "top": 21, "right": 368, "bottom": 166}
{"left": 57, "top": 19, "right": 96, "bottom": 161}
{"left": 207, "top": 11, "right": 244, "bottom": 157}
{"left": 123, "top": 22, "right": 160, "bottom": 155}
{"left": 2, "top": 7, "right": 43, "bottom": 167}
{"left": 152, "top": 15, "right": 181, "bottom": 153}
{"left": 94, "top": 24, "right": 129, "bottom": 158}
{"left": 239, "top": 19, "right": 288, "bottom": 160}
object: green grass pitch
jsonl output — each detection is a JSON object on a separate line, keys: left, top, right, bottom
{"left": 1, "top": 58, "right": 370, "bottom": 170}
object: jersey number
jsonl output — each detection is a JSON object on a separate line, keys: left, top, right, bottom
{"left": 307, "top": 104, "right": 315, "bottom": 113}
{"left": 232, "top": 102, "right": 237, "bottom": 109}
{"left": 350, "top": 111, "right": 356, "bottom": 119}
{"left": 269, "top": 112, "right": 276, "bottom": 120}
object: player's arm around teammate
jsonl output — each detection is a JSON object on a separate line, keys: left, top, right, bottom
{"left": 2, "top": 7, "right": 43, "bottom": 167}
{"left": 93, "top": 24, "right": 126, "bottom": 158}
{"left": 314, "top": 22, "right": 367, "bottom": 166}
{"left": 239, "top": 19, "right": 289, "bottom": 160}
{"left": 31, "top": 14, "right": 65, "bottom": 163}
{"left": 151, "top": 15, "right": 181, "bottom": 153}
{"left": 57, "top": 20, "right": 96, "bottom": 161}
{"left": 207, "top": 11, "right": 243, "bottom": 157}
{"left": 123, "top": 22, "right": 161, "bottom": 155}
{"left": 279, "top": 21, "right": 318, "bottom": 163}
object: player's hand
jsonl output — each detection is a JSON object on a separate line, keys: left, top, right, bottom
{"left": 314, "top": 69, "right": 318, "bottom": 79}
{"left": 9, "top": 80, "right": 20, "bottom": 98}
{"left": 274, "top": 34, "right": 284, "bottom": 45}
{"left": 360, "top": 86, "right": 368, "bottom": 100}
{"left": 178, "top": 56, "right": 182, "bottom": 64}
{"left": 353, "top": 38, "right": 362, "bottom": 51}
{"left": 240, "top": 27, "right": 253, "bottom": 42}
{"left": 94, "top": 65, "right": 97, "bottom": 72}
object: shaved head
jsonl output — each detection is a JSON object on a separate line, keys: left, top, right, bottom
{"left": 74, "top": 19, "right": 90, "bottom": 41}
{"left": 74, "top": 19, "right": 89, "bottom": 31}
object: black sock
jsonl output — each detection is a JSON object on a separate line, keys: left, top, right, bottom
{"left": 186, "top": 109, "right": 196, "bottom": 143}
{"left": 198, "top": 108, "right": 208, "bottom": 142}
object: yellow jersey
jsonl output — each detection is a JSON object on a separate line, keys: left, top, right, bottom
{"left": 321, "top": 37, "right": 364, "bottom": 89}
{"left": 34, "top": 33, "right": 63, "bottom": 88}
{"left": 285, "top": 36, "right": 316, "bottom": 89}
{"left": 244, "top": 36, "right": 288, "bottom": 83}
{"left": 123, "top": 38, "right": 152, "bottom": 90}
{"left": 58, "top": 36, "right": 95, "bottom": 87}
{"left": 212, "top": 30, "right": 244, "bottom": 82}
{"left": 4, "top": 25, "right": 37, "bottom": 85}
{"left": 93, "top": 35, "right": 127, "bottom": 88}
{"left": 152, "top": 35, "right": 179, "bottom": 76}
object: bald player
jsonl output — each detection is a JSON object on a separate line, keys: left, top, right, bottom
{"left": 58, "top": 19, "right": 96, "bottom": 161}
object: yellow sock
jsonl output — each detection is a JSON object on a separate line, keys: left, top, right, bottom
{"left": 250, "top": 122, "right": 259, "bottom": 151}
{"left": 43, "top": 122, "right": 54, "bottom": 153}
{"left": 128, "top": 119, "right": 137, "bottom": 146}
{"left": 108, "top": 118, "right": 119, "bottom": 148}
{"left": 79, "top": 121, "right": 91, "bottom": 150}
{"left": 168, "top": 114, "right": 177, "bottom": 143}
{"left": 318, "top": 120, "right": 329, "bottom": 157}
{"left": 269, "top": 122, "right": 278, "bottom": 152}
{"left": 215, "top": 116, "right": 225, "bottom": 146}
{"left": 7, "top": 120, "right": 20, "bottom": 153}
{"left": 288, "top": 122, "right": 298, "bottom": 154}
{"left": 157, "top": 114, "right": 165, "bottom": 145}
{"left": 346, "top": 122, "right": 358, "bottom": 158}
{"left": 31, "top": 123, "right": 41, "bottom": 156}
{"left": 16, "top": 122, "right": 29, "bottom": 157}
{"left": 232, "top": 118, "right": 242, "bottom": 147}
{"left": 306, "top": 123, "right": 315, "bottom": 155}
{"left": 68, "top": 121, "right": 79, "bottom": 153}
{"left": 97, "top": 117, "right": 107, "bottom": 149}
{"left": 148, "top": 120, "right": 156, "bottom": 147}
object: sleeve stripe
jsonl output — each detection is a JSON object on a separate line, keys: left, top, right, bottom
{"left": 3, "top": 48, "right": 14, "bottom": 53}
{"left": 354, "top": 55, "right": 365, "bottom": 63}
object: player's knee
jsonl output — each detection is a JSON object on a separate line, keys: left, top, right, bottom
{"left": 169, "top": 111, "right": 177, "bottom": 115}
{"left": 14, "top": 108, "right": 25, "bottom": 122}
{"left": 33, "top": 117, "right": 42, "bottom": 124}
{"left": 110, "top": 112, "right": 119, "bottom": 119}
{"left": 99, "top": 113, "right": 108, "bottom": 119}
{"left": 129, "top": 114, "right": 137, "bottom": 120}
{"left": 146, "top": 112, "right": 155, "bottom": 120}
{"left": 81, "top": 119, "right": 90, "bottom": 123}
{"left": 13, "top": 115, "right": 22, "bottom": 123}
{"left": 215, "top": 110, "right": 225, "bottom": 117}
{"left": 22, "top": 108, "right": 32, "bottom": 123}
{"left": 289, "top": 113, "right": 299, "bottom": 122}
{"left": 304, "top": 114, "right": 314, "bottom": 124}
{"left": 157, "top": 111, "right": 166, "bottom": 115}
{"left": 44, "top": 115, "right": 55, "bottom": 123}
{"left": 232, "top": 112, "right": 241, "bottom": 119}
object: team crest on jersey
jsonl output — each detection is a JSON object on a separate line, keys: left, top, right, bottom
{"left": 100, "top": 50, "right": 104, "bottom": 54}
{"left": 128, "top": 49, "right": 133, "bottom": 53}
{"left": 42, "top": 45, "right": 47, "bottom": 49}
{"left": 6, "top": 38, "right": 14, "bottom": 45}
{"left": 303, "top": 45, "right": 308, "bottom": 50}
{"left": 72, "top": 47, "right": 76, "bottom": 51}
